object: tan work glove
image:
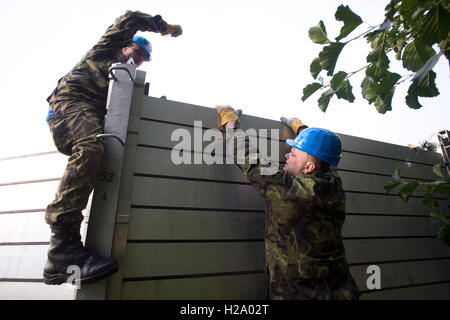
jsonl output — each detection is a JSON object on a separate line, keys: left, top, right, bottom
{"left": 216, "top": 105, "right": 242, "bottom": 130}
{"left": 162, "top": 24, "right": 183, "bottom": 37}
{"left": 280, "top": 117, "right": 308, "bottom": 134}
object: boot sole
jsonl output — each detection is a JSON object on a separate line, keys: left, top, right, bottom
{"left": 43, "top": 264, "right": 119, "bottom": 286}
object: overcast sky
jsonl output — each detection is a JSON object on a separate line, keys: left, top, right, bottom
{"left": 1, "top": 0, "right": 449, "bottom": 158}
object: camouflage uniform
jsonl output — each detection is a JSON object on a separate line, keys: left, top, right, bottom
{"left": 46, "top": 11, "right": 169, "bottom": 227}
{"left": 225, "top": 129, "right": 360, "bottom": 300}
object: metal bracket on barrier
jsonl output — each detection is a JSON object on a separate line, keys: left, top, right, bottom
{"left": 109, "top": 67, "right": 135, "bottom": 82}
{"left": 96, "top": 134, "right": 125, "bottom": 147}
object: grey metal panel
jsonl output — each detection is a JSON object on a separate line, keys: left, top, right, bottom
{"left": 342, "top": 215, "right": 443, "bottom": 238}
{"left": 130, "top": 165, "right": 447, "bottom": 221}
{"left": 121, "top": 273, "right": 267, "bottom": 300}
{"left": 127, "top": 210, "right": 442, "bottom": 241}
{"left": 135, "top": 146, "right": 438, "bottom": 192}
{"left": 131, "top": 176, "right": 265, "bottom": 210}
{"left": 0, "top": 181, "right": 59, "bottom": 212}
{"left": 0, "top": 282, "right": 75, "bottom": 300}
{"left": 141, "top": 96, "right": 442, "bottom": 165}
{"left": 0, "top": 245, "right": 48, "bottom": 279}
{"left": 123, "top": 242, "right": 265, "bottom": 278}
{"left": 133, "top": 146, "right": 447, "bottom": 216}
{"left": 338, "top": 152, "right": 437, "bottom": 181}
{"left": 360, "top": 282, "right": 450, "bottom": 300}
{"left": 345, "top": 193, "right": 447, "bottom": 216}
{"left": 344, "top": 238, "right": 450, "bottom": 264}
{"left": 88, "top": 73, "right": 449, "bottom": 300}
{"left": 137, "top": 120, "right": 438, "bottom": 181}
{"left": 0, "top": 212, "right": 49, "bottom": 243}
{"left": 340, "top": 171, "right": 425, "bottom": 196}
{"left": 350, "top": 260, "right": 450, "bottom": 294}
{"left": 130, "top": 173, "right": 437, "bottom": 212}
{"left": 134, "top": 147, "right": 249, "bottom": 184}
{"left": 134, "top": 144, "right": 432, "bottom": 198}
{"left": 0, "top": 152, "right": 66, "bottom": 185}
{"left": 128, "top": 208, "right": 264, "bottom": 240}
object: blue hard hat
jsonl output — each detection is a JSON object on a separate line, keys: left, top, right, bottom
{"left": 132, "top": 35, "right": 152, "bottom": 61}
{"left": 286, "top": 127, "right": 342, "bottom": 166}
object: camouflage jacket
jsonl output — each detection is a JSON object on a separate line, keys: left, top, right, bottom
{"left": 47, "top": 11, "right": 168, "bottom": 115}
{"left": 225, "top": 128, "right": 350, "bottom": 280}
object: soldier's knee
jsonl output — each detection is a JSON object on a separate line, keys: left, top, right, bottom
{"left": 72, "top": 136, "right": 104, "bottom": 165}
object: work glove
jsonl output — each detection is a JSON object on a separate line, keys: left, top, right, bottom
{"left": 280, "top": 117, "right": 307, "bottom": 134}
{"left": 162, "top": 24, "right": 183, "bottom": 37}
{"left": 216, "top": 105, "right": 242, "bottom": 130}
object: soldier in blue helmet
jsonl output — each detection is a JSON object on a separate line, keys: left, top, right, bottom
{"left": 216, "top": 107, "right": 360, "bottom": 300}
{"left": 43, "top": 11, "right": 182, "bottom": 286}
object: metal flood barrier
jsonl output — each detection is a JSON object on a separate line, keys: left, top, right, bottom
{"left": 1, "top": 63, "right": 449, "bottom": 299}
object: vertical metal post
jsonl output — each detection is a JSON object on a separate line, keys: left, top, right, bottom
{"left": 76, "top": 63, "right": 137, "bottom": 300}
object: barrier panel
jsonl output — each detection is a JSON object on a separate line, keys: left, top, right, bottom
{"left": 1, "top": 64, "right": 448, "bottom": 300}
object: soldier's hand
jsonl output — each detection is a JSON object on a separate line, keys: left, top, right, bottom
{"left": 162, "top": 24, "right": 182, "bottom": 37}
{"left": 280, "top": 117, "right": 307, "bottom": 134}
{"left": 216, "top": 105, "right": 242, "bottom": 130}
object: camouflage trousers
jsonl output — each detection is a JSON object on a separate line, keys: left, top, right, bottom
{"left": 267, "top": 258, "right": 361, "bottom": 300}
{"left": 45, "top": 101, "right": 105, "bottom": 228}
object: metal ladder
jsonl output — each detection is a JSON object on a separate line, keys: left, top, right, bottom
{"left": 437, "top": 129, "right": 450, "bottom": 177}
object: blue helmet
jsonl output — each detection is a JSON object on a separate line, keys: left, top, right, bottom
{"left": 286, "top": 127, "right": 342, "bottom": 166}
{"left": 132, "top": 35, "right": 152, "bottom": 61}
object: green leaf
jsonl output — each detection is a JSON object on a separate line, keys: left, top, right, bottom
{"left": 308, "top": 21, "right": 331, "bottom": 44}
{"left": 301, "top": 83, "right": 323, "bottom": 102}
{"left": 366, "top": 32, "right": 390, "bottom": 81}
{"left": 310, "top": 57, "right": 323, "bottom": 79}
{"left": 439, "top": 39, "right": 450, "bottom": 62}
{"left": 433, "top": 164, "right": 444, "bottom": 178}
{"left": 330, "top": 71, "right": 355, "bottom": 102}
{"left": 406, "top": 71, "right": 440, "bottom": 109}
{"left": 379, "top": 70, "right": 401, "bottom": 90}
{"left": 384, "top": 180, "right": 402, "bottom": 193}
{"left": 398, "top": 181, "right": 421, "bottom": 202}
{"left": 330, "top": 71, "right": 347, "bottom": 88}
{"left": 336, "top": 80, "right": 355, "bottom": 102}
{"left": 384, "top": 0, "right": 398, "bottom": 20}
{"left": 433, "top": 180, "right": 450, "bottom": 197}
{"left": 415, "top": 70, "right": 440, "bottom": 97}
{"left": 319, "top": 42, "right": 346, "bottom": 76}
{"left": 335, "top": 5, "right": 363, "bottom": 41}
{"left": 374, "top": 72, "right": 401, "bottom": 114}
{"left": 361, "top": 71, "right": 401, "bottom": 113}
{"left": 361, "top": 76, "right": 377, "bottom": 103}
{"left": 318, "top": 88, "right": 334, "bottom": 112}
{"left": 412, "top": 51, "right": 444, "bottom": 83}
{"left": 431, "top": 208, "right": 448, "bottom": 224}
{"left": 399, "top": 0, "right": 425, "bottom": 29}
{"left": 422, "top": 184, "right": 438, "bottom": 209}
{"left": 438, "top": 225, "right": 450, "bottom": 247}
{"left": 417, "top": 3, "right": 450, "bottom": 46}
{"left": 374, "top": 94, "right": 393, "bottom": 113}
{"left": 402, "top": 40, "right": 436, "bottom": 72}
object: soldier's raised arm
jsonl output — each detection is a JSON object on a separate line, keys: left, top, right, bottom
{"left": 95, "top": 10, "right": 182, "bottom": 49}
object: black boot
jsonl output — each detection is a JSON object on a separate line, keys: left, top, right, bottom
{"left": 43, "top": 225, "right": 118, "bottom": 286}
